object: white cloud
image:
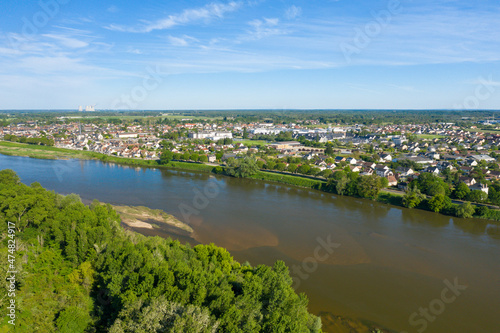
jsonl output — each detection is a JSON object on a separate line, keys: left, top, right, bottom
{"left": 246, "top": 18, "right": 286, "bottom": 40}
{"left": 106, "top": 1, "right": 242, "bottom": 33}
{"left": 168, "top": 36, "right": 188, "bottom": 46}
{"left": 127, "top": 48, "right": 142, "bottom": 54}
{"left": 285, "top": 5, "right": 302, "bottom": 20}
{"left": 42, "top": 34, "right": 89, "bottom": 48}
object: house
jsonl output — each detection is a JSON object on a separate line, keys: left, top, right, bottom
{"left": 349, "top": 165, "right": 361, "bottom": 172}
{"left": 426, "top": 152, "right": 440, "bottom": 160}
{"left": 425, "top": 166, "right": 440, "bottom": 175}
{"left": 386, "top": 175, "right": 398, "bottom": 186}
{"left": 488, "top": 170, "right": 500, "bottom": 179}
{"left": 335, "top": 156, "right": 346, "bottom": 163}
{"left": 362, "top": 161, "right": 377, "bottom": 169}
{"left": 471, "top": 154, "right": 496, "bottom": 162}
{"left": 393, "top": 136, "right": 407, "bottom": 146}
{"left": 375, "top": 165, "right": 391, "bottom": 177}
{"left": 459, "top": 177, "right": 476, "bottom": 186}
{"left": 469, "top": 183, "right": 489, "bottom": 194}
{"left": 379, "top": 153, "right": 392, "bottom": 162}
{"left": 346, "top": 157, "right": 357, "bottom": 165}
{"left": 326, "top": 163, "right": 337, "bottom": 169}
{"left": 460, "top": 166, "right": 472, "bottom": 174}
{"left": 465, "top": 159, "right": 478, "bottom": 167}
{"left": 395, "top": 167, "right": 414, "bottom": 177}
{"left": 360, "top": 168, "right": 374, "bottom": 176}
{"left": 221, "top": 153, "right": 238, "bottom": 161}
{"left": 208, "top": 155, "right": 217, "bottom": 163}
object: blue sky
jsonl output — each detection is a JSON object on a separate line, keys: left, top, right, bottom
{"left": 1, "top": 0, "right": 500, "bottom": 110}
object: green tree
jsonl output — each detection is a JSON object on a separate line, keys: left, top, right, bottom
{"left": 488, "top": 187, "right": 500, "bottom": 206}
{"left": 455, "top": 202, "right": 475, "bottom": 218}
{"left": 265, "top": 160, "right": 276, "bottom": 170}
{"left": 287, "top": 163, "right": 298, "bottom": 173}
{"left": 402, "top": 184, "right": 425, "bottom": 208}
{"left": 324, "top": 144, "right": 334, "bottom": 156}
{"left": 226, "top": 157, "right": 259, "bottom": 178}
{"left": 158, "top": 150, "right": 173, "bottom": 165}
{"left": 308, "top": 167, "right": 321, "bottom": 176}
{"left": 356, "top": 175, "right": 383, "bottom": 200}
{"left": 327, "top": 171, "right": 349, "bottom": 195}
{"left": 297, "top": 164, "right": 310, "bottom": 174}
{"left": 453, "top": 182, "right": 470, "bottom": 200}
{"left": 320, "top": 169, "right": 333, "bottom": 178}
{"left": 275, "top": 163, "right": 287, "bottom": 171}
{"left": 428, "top": 193, "right": 451, "bottom": 213}
{"left": 467, "top": 190, "right": 488, "bottom": 203}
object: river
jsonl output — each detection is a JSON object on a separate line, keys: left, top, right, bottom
{"left": 1, "top": 155, "right": 499, "bottom": 333}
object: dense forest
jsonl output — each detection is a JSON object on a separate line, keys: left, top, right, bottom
{"left": 0, "top": 169, "right": 322, "bottom": 332}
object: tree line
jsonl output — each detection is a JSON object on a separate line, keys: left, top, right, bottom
{"left": 3, "top": 134, "right": 54, "bottom": 146}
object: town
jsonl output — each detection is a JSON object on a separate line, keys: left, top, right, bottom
{"left": 2, "top": 111, "right": 500, "bottom": 218}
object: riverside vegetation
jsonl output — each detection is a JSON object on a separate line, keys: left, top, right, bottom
{"left": 2, "top": 140, "right": 500, "bottom": 222}
{"left": 0, "top": 169, "right": 322, "bottom": 332}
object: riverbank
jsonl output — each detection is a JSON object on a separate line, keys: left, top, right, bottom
{"left": 2, "top": 140, "right": 499, "bottom": 222}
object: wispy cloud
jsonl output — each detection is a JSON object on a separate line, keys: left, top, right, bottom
{"left": 42, "top": 34, "right": 89, "bottom": 48}
{"left": 285, "top": 5, "right": 302, "bottom": 20}
{"left": 245, "top": 18, "right": 287, "bottom": 40}
{"left": 106, "top": 1, "right": 242, "bottom": 33}
{"left": 167, "top": 35, "right": 199, "bottom": 47}
{"left": 127, "top": 48, "right": 142, "bottom": 55}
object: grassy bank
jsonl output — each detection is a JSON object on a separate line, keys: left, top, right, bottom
{"left": 249, "top": 171, "right": 324, "bottom": 189}
{"left": 0, "top": 140, "right": 100, "bottom": 160}
{"left": 0, "top": 141, "right": 212, "bottom": 171}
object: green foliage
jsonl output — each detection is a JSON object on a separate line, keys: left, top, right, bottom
{"left": 158, "top": 150, "right": 173, "bottom": 165}
{"left": 453, "top": 182, "right": 470, "bottom": 200}
{"left": 3, "top": 134, "right": 54, "bottom": 146}
{"left": 226, "top": 157, "right": 259, "bottom": 178}
{"left": 356, "top": 175, "right": 384, "bottom": 200}
{"left": 428, "top": 194, "right": 452, "bottom": 213}
{"left": 402, "top": 184, "right": 425, "bottom": 208}
{"left": 455, "top": 202, "right": 476, "bottom": 218}
{"left": 287, "top": 163, "right": 298, "bottom": 173}
{"left": 327, "top": 171, "right": 349, "bottom": 195}
{"left": 320, "top": 169, "right": 333, "bottom": 178}
{"left": 109, "top": 296, "right": 219, "bottom": 333}
{"left": 488, "top": 187, "right": 500, "bottom": 206}
{"left": 275, "top": 163, "right": 287, "bottom": 171}
{"left": 324, "top": 144, "right": 334, "bottom": 156}
{"left": 56, "top": 306, "right": 92, "bottom": 333}
{"left": 297, "top": 164, "right": 311, "bottom": 175}
{"left": 413, "top": 173, "right": 450, "bottom": 196}
{"left": 249, "top": 171, "right": 323, "bottom": 189}
{"left": 0, "top": 169, "right": 321, "bottom": 332}
{"left": 466, "top": 190, "right": 488, "bottom": 203}
{"left": 212, "top": 166, "right": 225, "bottom": 174}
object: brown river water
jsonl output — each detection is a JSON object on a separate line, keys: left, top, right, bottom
{"left": 2, "top": 155, "right": 499, "bottom": 332}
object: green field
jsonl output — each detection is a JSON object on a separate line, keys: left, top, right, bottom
{"left": 233, "top": 139, "right": 268, "bottom": 146}
{"left": 416, "top": 134, "right": 446, "bottom": 139}
{"left": 466, "top": 128, "right": 500, "bottom": 134}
